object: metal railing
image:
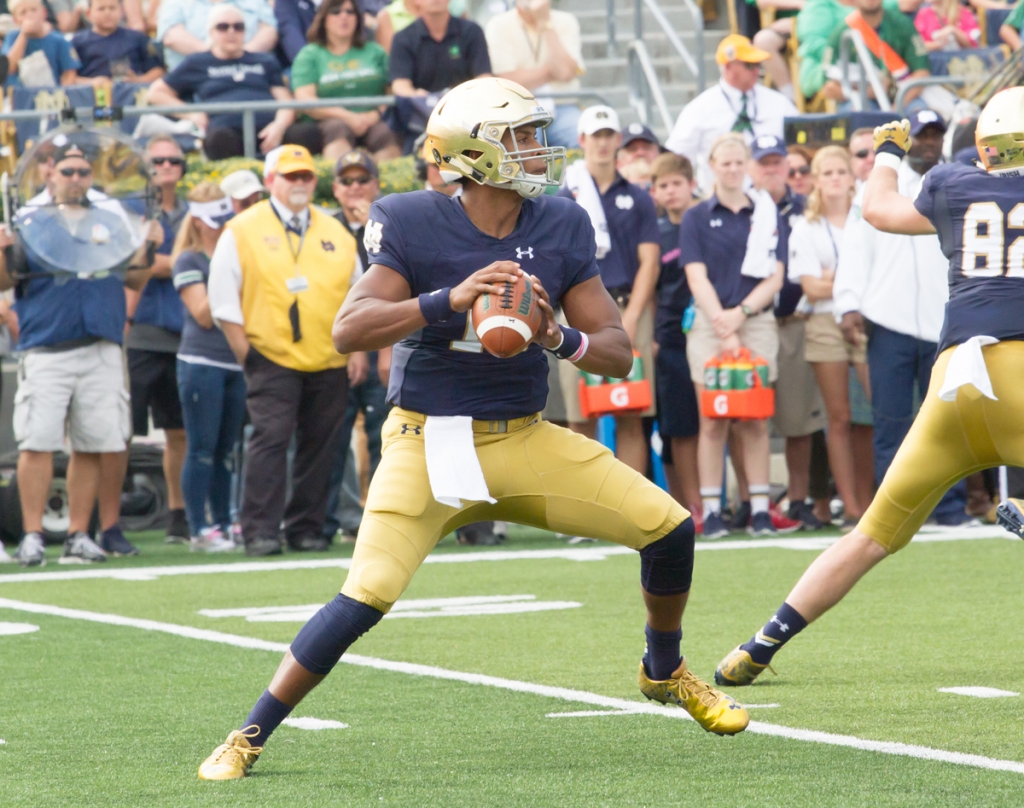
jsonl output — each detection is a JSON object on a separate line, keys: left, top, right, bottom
{"left": 627, "top": 41, "right": 675, "bottom": 131}
{"left": 0, "top": 91, "right": 611, "bottom": 159}
{"left": 892, "top": 74, "right": 971, "bottom": 113}
{"left": 836, "top": 29, "right": 892, "bottom": 112}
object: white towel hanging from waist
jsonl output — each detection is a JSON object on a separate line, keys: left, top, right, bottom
{"left": 937, "top": 336, "right": 999, "bottom": 402}
{"left": 423, "top": 416, "right": 497, "bottom": 509}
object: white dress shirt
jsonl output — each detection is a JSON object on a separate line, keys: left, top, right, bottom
{"left": 832, "top": 161, "right": 948, "bottom": 343}
{"left": 208, "top": 197, "right": 361, "bottom": 327}
{"left": 665, "top": 79, "right": 798, "bottom": 195}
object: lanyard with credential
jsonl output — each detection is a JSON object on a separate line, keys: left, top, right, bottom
{"left": 270, "top": 203, "right": 308, "bottom": 342}
{"left": 823, "top": 220, "right": 839, "bottom": 269}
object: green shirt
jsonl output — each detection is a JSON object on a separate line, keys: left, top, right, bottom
{"left": 1005, "top": 0, "right": 1024, "bottom": 32}
{"left": 823, "top": 6, "right": 930, "bottom": 79}
{"left": 290, "top": 42, "right": 389, "bottom": 112}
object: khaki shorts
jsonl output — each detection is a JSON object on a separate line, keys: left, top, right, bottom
{"left": 805, "top": 312, "right": 868, "bottom": 364}
{"left": 342, "top": 408, "right": 688, "bottom": 612}
{"left": 774, "top": 317, "right": 826, "bottom": 438}
{"left": 685, "top": 307, "right": 779, "bottom": 385}
{"left": 14, "top": 340, "right": 131, "bottom": 453}
{"left": 558, "top": 303, "right": 656, "bottom": 424}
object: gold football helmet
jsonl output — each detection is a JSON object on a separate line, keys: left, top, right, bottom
{"left": 424, "top": 77, "right": 566, "bottom": 198}
{"left": 976, "top": 87, "right": 1024, "bottom": 173}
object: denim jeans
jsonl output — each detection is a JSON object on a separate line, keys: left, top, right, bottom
{"left": 866, "top": 323, "right": 967, "bottom": 520}
{"left": 177, "top": 359, "right": 247, "bottom": 536}
{"left": 545, "top": 105, "right": 583, "bottom": 150}
{"left": 323, "top": 367, "right": 390, "bottom": 538}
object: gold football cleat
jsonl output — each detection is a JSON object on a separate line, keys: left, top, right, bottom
{"left": 714, "top": 645, "right": 774, "bottom": 687}
{"left": 638, "top": 659, "right": 750, "bottom": 736}
{"left": 198, "top": 726, "right": 263, "bottom": 780}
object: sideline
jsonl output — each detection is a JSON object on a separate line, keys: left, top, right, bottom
{"left": 0, "top": 526, "right": 1009, "bottom": 586}
{"left": 0, "top": 596, "right": 1021, "bottom": 776}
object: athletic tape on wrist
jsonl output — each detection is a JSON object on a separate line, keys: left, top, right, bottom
{"left": 419, "top": 288, "right": 453, "bottom": 324}
{"left": 551, "top": 325, "right": 585, "bottom": 361}
{"left": 874, "top": 151, "right": 904, "bottom": 172}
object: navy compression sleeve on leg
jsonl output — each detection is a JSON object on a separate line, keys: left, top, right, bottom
{"left": 290, "top": 593, "right": 385, "bottom": 675}
{"left": 639, "top": 518, "right": 696, "bottom": 596}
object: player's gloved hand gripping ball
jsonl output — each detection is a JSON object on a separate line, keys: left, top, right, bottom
{"left": 874, "top": 119, "right": 912, "bottom": 158}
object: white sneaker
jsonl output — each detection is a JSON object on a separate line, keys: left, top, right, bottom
{"left": 0, "top": 543, "right": 13, "bottom": 564}
{"left": 190, "top": 527, "right": 237, "bottom": 553}
{"left": 59, "top": 532, "right": 108, "bottom": 564}
{"left": 14, "top": 532, "right": 47, "bottom": 566}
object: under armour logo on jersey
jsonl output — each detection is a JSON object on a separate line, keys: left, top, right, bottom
{"left": 615, "top": 194, "right": 634, "bottom": 210}
{"left": 710, "top": 218, "right": 723, "bottom": 228}
{"left": 364, "top": 219, "right": 384, "bottom": 255}
{"left": 321, "top": 240, "right": 335, "bottom": 252}
{"left": 400, "top": 424, "right": 422, "bottom": 435}
{"left": 516, "top": 246, "right": 533, "bottom": 260}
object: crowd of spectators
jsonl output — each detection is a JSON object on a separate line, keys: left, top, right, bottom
{"left": 4, "top": 0, "right": 1023, "bottom": 565}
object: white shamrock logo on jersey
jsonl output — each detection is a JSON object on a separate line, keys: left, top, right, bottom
{"left": 615, "top": 195, "right": 634, "bottom": 210}
{"left": 364, "top": 219, "right": 384, "bottom": 255}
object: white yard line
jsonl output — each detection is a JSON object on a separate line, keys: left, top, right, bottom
{"left": 0, "top": 527, "right": 1010, "bottom": 586}
{"left": 1, "top": 596, "right": 1022, "bottom": 776}
{"left": 938, "top": 687, "right": 1019, "bottom": 699}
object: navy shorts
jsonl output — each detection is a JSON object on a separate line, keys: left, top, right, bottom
{"left": 655, "top": 344, "right": 699, "bottom": 439}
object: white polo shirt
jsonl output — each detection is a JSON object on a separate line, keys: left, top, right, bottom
{"left": 665, "top": 79, "right": 797, "bottom": 195}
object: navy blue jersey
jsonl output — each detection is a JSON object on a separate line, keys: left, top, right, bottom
{"left": 366, "top": 190, "right": 600, "bottom": 419}
{"left": 915, "top": 162, "right": 1024, "bottom": 352}
{"left": 71, "top": 27, "right": 163, "bottom": 79}
{"left": 654, "top": 215, "right": 690, "bottom": 349}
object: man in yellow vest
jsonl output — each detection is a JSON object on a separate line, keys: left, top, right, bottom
{"left": 208, "top": 145, "right": 368, "bottom": 557}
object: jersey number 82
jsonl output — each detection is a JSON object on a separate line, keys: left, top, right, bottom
{"left": 962, "top": 202, "right": 1024, "bottom": 278}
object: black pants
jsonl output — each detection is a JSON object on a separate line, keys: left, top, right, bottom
{"left": 241, "top": 349, "right": 348, "bottom": 543}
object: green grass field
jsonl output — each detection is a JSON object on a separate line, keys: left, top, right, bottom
{"left": 2, "top": 525, "right": 1023, "bottom": 807}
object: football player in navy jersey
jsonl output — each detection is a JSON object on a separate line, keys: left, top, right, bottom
{"left": 715, "top": 89, "right": 1024, "bottom": 688}
{"left": 197, "top": 77, "right": 749, "bottom": 781}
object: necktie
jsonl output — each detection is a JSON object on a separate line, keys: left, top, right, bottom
{"left": 732, "top": 94, "right": 753, "bottom": 134}
{"left": 287, "top": 216, "right": 303, "bottom": 236}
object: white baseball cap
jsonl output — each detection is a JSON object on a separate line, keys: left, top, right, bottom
{"left": 578, "top": 105, "right": 621, "bottom": 137}
{"left": 220, "top": 169, "right": 264, "bottom": 200}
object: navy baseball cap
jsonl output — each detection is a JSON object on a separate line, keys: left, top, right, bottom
{"left": 621, "top": 122, "right": 660, "bottom": 149}
{"left": 751, "top": 134, "right": 787, "bottom": 161}
{"left": 908, "top": 108, "right": 946, "bottom": 136}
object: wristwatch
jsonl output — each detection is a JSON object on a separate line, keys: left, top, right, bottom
{"left": 740, "top": 304, "right": 753, "bottom": 318}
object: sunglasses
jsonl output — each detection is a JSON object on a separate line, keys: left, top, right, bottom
{"left": 788, "top": 165, "right": 811, "bottom": 178}
{"left": 740, "top": 61, "right": 761, "bottom": 71}
{"left": 327, "top": 5, "right": 358, "bottom": 14}
{"left": 151, "top": 156, "right": 186, "bottom": 167}
{"left": 852, "top": 149, "right": 871, "bottom": 159}
{"left": 59, "top": 167, "right": 92, "bottom": 177}
{"left": 213, "top": 21, "right": 245, "bottom": 32}
{"left": 282, "top": 171, "right": 317, "bottom": 183}
{"left": 336, "top": 174, "right": 373, "bottom": 186}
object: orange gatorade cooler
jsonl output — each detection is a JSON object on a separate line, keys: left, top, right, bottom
{"left": 578, "top": 352, "right": 653, "bottom": 418}
{"left": 701, "top": 350, "right": 775, "bottom": 420}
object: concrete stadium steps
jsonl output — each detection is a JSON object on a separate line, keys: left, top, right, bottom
{"left": 554, "top": 0, "right": 729, "bottom": 137}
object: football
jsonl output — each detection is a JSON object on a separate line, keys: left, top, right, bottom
{"left": 472, "top": 273, "right": 544, "bottom": 358}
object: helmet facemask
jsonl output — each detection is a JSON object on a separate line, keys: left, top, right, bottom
{"left": 438, "top": 111, "right": 566, "bottom": 199}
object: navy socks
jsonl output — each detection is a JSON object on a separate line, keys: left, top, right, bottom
{"left": 741, "top": 602, "right": 808, "bottom": 665}
{"left": 243, "top": 690, "right": 292, "bottom": 747}
{"left": 643, "top": 625, "right": 682, "bottom": 680}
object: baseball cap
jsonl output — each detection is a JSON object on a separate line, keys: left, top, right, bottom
{"left": 263, "top": 145, "right": 283, "bottom": 182}
{"left": 908, "top": 108, "right": 947, "bottom": 136}
{"left": 715, "top": 34, "right": 770, "bottom": 66}
{"left": 220, "top": 169, "right": 264, "bottom": 200}
{"left": 621, "top": 122, "right": 660, "bottom": 149}
{"left": 275, "top": 145, "right": 316, "bottom": 175}
{"left": 751, "top": 134, "right": 787, "bottom": 161}
{"left": 334, "top": 149, "right": 378, "bottom": 178}
{"left": 578, "top": 105, "right": 621, "bottom": 136}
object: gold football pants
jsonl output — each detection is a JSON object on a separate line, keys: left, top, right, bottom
{"left": 341, "top": 407, "right": 689, "bottom": 612}
{"left": 860, "top": 341, "right": 1024, "bottom": 553}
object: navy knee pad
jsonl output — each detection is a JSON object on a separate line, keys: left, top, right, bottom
{"left": 639, "top": 518, "right": 695, "bottom": 596}
{"left": 290, "top": 593, "right": 384, "bottom": 675}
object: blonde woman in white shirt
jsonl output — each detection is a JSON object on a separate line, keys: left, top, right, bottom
{"left": 788, "top": 145, "right": 873, "bottom": 523}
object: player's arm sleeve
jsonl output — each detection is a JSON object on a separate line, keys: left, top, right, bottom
{"left": 676, "top": 207, "right": 704, "bottom": 266}
{"left": 787, "top": 219, "right": 820, "bottom": 282}
{"left": 365, "top": 200, "right": 414, "bottom": 287}
{"left": 207, "top": 229, "right": 245, "bottom": 325}
{"left": 172, "top": 251, "right": 206, "bottom": 291}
